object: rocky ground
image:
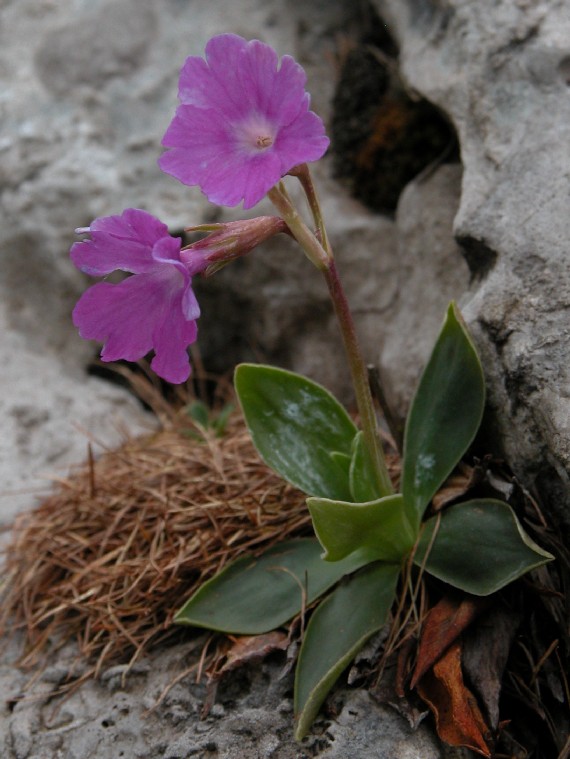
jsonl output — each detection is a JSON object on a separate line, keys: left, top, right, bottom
{"left": 0, "top": 633, "right": 441, "bottom": 758}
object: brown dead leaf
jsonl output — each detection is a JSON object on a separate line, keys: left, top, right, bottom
{"left": 212, "top": 631, "right": 289, "bottom": 679}
{"left": 417, "top": 640, "right": 492, "bottom": 757}
{"left": 396, "top": 636, "right": 416, "bottom": 697}
{"left": 462, "top": 603, "right": 522, "bottom": 728}
{"left": 411, "top": 595, "right": 489, "bottom": 688}
{"left": 432, "top": 463, "right": 479, "bottom": 511}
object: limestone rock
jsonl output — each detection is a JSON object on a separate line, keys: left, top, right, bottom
{"left": 322, "top": 690, "right": 441, "bottom": 758}
{"left": 378, "top": 163, "right": 470, "bottom": 439}
{"left": 372, "top": 0, "right": 570, "bottom": 527}
{"left": 0, "top": 312, "right": 153, "bottom": 529}
{"left": 0, "top": 639, "right": 441, "bottom": 759}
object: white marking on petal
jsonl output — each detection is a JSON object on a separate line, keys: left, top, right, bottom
{"left": 236, "top": 114, "right": 276, "bottom": 154}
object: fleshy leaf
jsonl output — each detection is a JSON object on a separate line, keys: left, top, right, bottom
{"left": 235, "top": 364, "right": 357, "bottom": 499}
{"left": 349, "top": 431, "right": 385, "bottom": 502}
{"left": 175, "top": 538, "right": 370, "bottom": 634}
{"left": 329, "top": 451, "right": 352, "bottom": 480}
{"left": 402, "top": 303, "right": 485, "bottom": 528}
{"left": 414, "top": 499, "right": 554, "bottom": 596}
{"left": 294, "top": 562, "right": 400, "bottom": 739}
{"left": 307, "top": 493, "right": 415, "bottom": 563}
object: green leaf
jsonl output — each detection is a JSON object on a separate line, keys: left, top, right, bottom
{"left": 329, "top": 451, "right": 352, "bottom": 480}
{"left": 294, "top": 562, "right": 400, "bottom": 739}
{"left": 349, "top": 431, "right": 384, "bottom": 502}
{"left": 235, "top": 364, "right": 357, "bottom": 499}
{"left": 307, "top": 493, "right": 415, "bottom": 563}
{"left": 402, "top": 302, "right": 485, "bottom": 528}
{"left": 185, "top": 399, "right": 210, "bottom": 427}
{"left": 175, "top": 538, "right": 370, "bottom": 634}
{"left": 212, "top": 402, "right": 235, "bottom": 437}
{"left": 414, "top": 499, "right": 554, "bottom": 596}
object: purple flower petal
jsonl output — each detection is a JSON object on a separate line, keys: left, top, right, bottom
{"left": 151, "top": 234, "right": 187, "bottom": 268}
{"left": 150, "top": 236, "right": 200, "bottom": 320}
{"left": 71, "top": 209, "right": 176, "bottom": 276}
{"left": 91, "top": 208, "right": 169, "bottom": 243}
{"left": 178, "top": 55, "right": 214, "bottom": 108}
{"left": 181, "top": 282, "right": 201, "bottom": 321}
{"left": 159, "top": 105, "right": 233, "bottom": 184}
{"left": 201, "top": 150, "right": 282, "bottom": 209}
{"left": 203, "top": 34, "right": 260, "bottom": 118}
{"left": 235, "top": 38, "right": 279, "bottom": 115}
{"left": 267, "top": 55, "right": 308, "bottom": 125}
{"left": 159, "top": 34, "right": 329, "bottom": 208}
{"left": 150, "top": 294, "right": 198, "bottom": 384}
{"left": 275, "top": 110, "right": 331, "bottom": 172}
{"left": 73, "top": 276, "right": 160, "bottom": 362}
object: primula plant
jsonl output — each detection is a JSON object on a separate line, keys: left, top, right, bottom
{"left": 71, "top": 34, "right": 553, "bottom": 744}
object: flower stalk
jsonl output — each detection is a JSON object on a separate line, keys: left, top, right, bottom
{"left": 288, "top": 164, "right": 330, "bottom": 254}
{"left": 270, "top": 169, "right": 393, "bottom": 498}
{"left": 322, "top": 259, "right": 393, "bottom": 497}
{"left": 267, "top": 183, "right": 330, "bottom": 271}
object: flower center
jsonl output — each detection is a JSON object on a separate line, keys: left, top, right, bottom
{"left": 237, "top": 116, "right": 275, "bottom": 154}
{"left": 256, "top": 135, "right": 273, "bottom": 149}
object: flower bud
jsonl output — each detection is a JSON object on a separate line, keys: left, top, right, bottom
{"left": 181, "top": 216, "right": 289, "bottom": 276}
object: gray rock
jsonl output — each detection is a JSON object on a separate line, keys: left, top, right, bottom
{"left": 0, "top": 306, "right": 154, "bottom": 529}
{"left": 378, "top": 163, "right": 470, "bottom": 434}
{"left": 373, "top": 0, "right": 570, "bottom": 527}
{"left": 35, "top": 1, "right": 158, "bottom": 97}
{"left": 7, "top": 0, "right": 566, "bottom": 751}
{"left": 0, "top": 638, "right": 441, "bottom": 759}
{"left": 322, "top": 690, "right": 441, "bottom": 758}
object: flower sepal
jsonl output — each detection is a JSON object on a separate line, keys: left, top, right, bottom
{"left": 181, "top": 216, "right": 289, "bottom": 276}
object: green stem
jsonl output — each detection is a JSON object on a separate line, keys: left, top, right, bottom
{"left": 267, "top": 184, "right": 329, "bottom": 271}
{"left": 288, "top": 164, "right": 330, "bottom": 254}
{"left": 322, "top": 260, "right": 393, "bottom": 497}
{"left": 269, "top": 174, "right": 393, "bottom": 498}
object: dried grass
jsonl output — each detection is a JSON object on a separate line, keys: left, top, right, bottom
{"left": 0, "top": 405, "right": 311, "bottom": 679}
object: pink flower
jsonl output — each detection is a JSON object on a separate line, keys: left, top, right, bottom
{"left": 71, "top": 208, "right": 200, "bottom": 384}
{"left": 182, "top": 216, "right": 289, "bottom": 276}
{"left": 158, "top": 34, "right": 329, "bottom": 209}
